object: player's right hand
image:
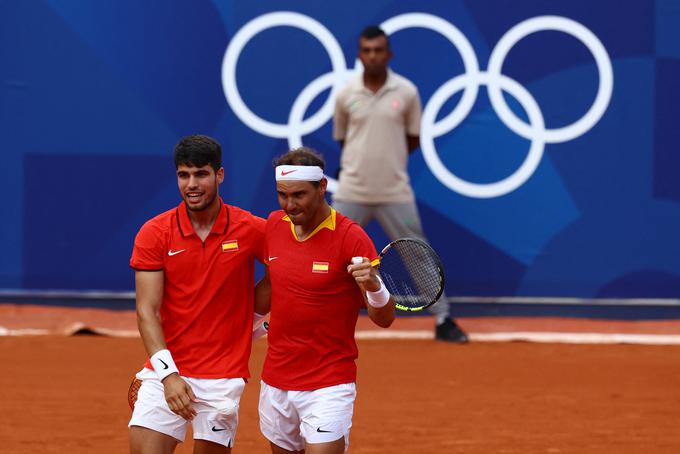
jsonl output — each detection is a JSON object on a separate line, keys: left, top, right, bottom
{"left": 162, "top": 373, "right": 197, "bottom": 420}
{"left": 348, "top": 257, "right": 381, "bottom": 292}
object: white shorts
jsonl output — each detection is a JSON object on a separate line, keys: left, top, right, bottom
{"left": 128, "top": 368, "right": 245, "bottom": 448}
{"left": 258, "top": 381, "right": 356, "bottom": 452}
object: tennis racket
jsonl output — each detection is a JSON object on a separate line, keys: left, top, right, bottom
{"left": 357, "top": 238, "right": 445, "bottom": 312}
{"left": 127, "top": 319, "right": 269, "bottom": 410}
{"left": 128, "top": 377, "right": 142, "bottom": 410}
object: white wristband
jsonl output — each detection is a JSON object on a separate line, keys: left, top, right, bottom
{"left": 366, "top": 275, "right": 391, "bottom": 308}
{"left": 150, "top": 349, "right": 179, "bottom": 382}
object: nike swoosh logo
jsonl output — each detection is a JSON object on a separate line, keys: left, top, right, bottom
{"left": 212, "top": 426, "right": 227, "bottom": 432}
{"left": 159, "top": 359, "right": 169, "bottom": 370}
{"left": 316, "top": 427, "right": 332, "bottom": 433}
{"left": 281, "top": 169, "right": 297, "bottom": 176}
{"left": 168, "top": 249, "right": 186, "bottom": 256}
{"left": 268, "top": 256, "right": 278, "bottom": 261}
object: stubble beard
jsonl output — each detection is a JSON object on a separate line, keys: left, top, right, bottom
{"left": 186, "top": 191, "right": 217, "bottom": 212}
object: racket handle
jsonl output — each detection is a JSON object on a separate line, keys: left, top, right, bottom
{"left": 352, "top": 257, "right": 363, "bottom": 265}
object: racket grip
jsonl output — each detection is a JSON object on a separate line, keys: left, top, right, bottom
{"left": 352, "top": 257, "right": 363, "bottom": 265}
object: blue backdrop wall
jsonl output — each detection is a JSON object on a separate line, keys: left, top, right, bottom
{"left": 2, "top": 0, "right": 680, "bottom": 298}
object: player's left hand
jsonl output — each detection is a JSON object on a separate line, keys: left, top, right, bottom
{"left": 348, "top": 257, "right": 381, "bottom": 292}
{"left": 162, "top": 373, "right": 197, "bottom": 421}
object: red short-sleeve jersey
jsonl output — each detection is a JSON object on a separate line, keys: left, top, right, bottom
{"left": 261, "top": 208, "right": 378, "bottom": 390}
{"left": 130, "top": 200, "right": 265, "bottom": 378}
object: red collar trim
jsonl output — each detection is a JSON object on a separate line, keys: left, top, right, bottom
{"left": 176, "top": 198, "right": 229, "bottom": 237}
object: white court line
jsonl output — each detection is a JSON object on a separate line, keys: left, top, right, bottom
{"left": 0, "top": 327, "right": 51, "bottom": 336}
{"left": 471, "top": 332, "right": 680, "bottom": 345}
{"left": 3, "top": 325, "right": 680, "bottom": 345}
{"left": 355, "top": 330, "right": 433, "bottom": 340}
{"left": 83, "top": 328, "right": 139, "bottom": 338}
{"left": 0, "top": 325, "right": 138, "bottom": 337}
{"left": 355, "top": 330, "right": 680, "bottom": 345}
{"left": 2, "top": 289, "right": 679, "bottom": 306}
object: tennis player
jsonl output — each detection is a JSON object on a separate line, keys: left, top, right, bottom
{"left": 255, "top": 147, "right": 396, "bottom": 454}
{"left": 128, "top": 135, "right": 265, "bottom": 454}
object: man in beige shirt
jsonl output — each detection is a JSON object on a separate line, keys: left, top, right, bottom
{"left": 333, "top": 25, "right": 468, "bottom": 343}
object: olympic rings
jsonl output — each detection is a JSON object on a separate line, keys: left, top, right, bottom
{"left": 222, "top": 12, "right": 613, "bottom": 198}
{"left": 221, "top": 12, "right": 346, "bottom": 138}
{"left": 421, "top": 72, "right": 545, "bottom": 198}
{"left": 486, "top": 15, "right": 614, "bottom": 144}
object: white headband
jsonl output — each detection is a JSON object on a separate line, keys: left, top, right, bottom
{"left": 275, "top": 165, "right": 324, "bottom": 181}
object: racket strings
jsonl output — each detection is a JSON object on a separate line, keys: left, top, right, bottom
{"left": 379, "top": 240, "right": 443, "bottom": 310}
{"left": 128, "top": 377, "right": 142, "bottom": 410}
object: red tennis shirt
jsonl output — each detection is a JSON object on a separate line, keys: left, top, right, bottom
{"left": 130, "top": 199, "right": 265, "bottom": 378}
{"left": 261, "top": 208, "right": 378, "bottom": 390}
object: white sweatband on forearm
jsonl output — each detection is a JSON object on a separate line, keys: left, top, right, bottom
{"left": 150, "top": 349, "right": 179, "bottom": 382}
{"left": 366, "top": 275, "right": 391, "bottom": 308}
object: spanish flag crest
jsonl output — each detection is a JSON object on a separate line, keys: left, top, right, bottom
{"left": 221, "top": 240, "right": 239, "bottom": 252}
{"left": 312, "top": 261, "right": 329, "bottom": 274}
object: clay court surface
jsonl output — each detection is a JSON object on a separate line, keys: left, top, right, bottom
{"left": 2, "top": 328, "right": 680, "bottom": 453}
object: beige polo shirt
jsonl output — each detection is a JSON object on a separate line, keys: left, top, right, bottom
{"left": 333, "top": 70, "right": 422, "bottom": 203}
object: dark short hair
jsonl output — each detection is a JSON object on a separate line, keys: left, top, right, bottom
{"left": 173, "top": 135, "right": 222, "bottom": 171}
{"left": 273, "top": 147, "right": 326, "bottom": 171}
{"left": 273, "top": 147, "right": 326, "bottom": 187}
{"left": 360, "top": 25, "right": 389, "bottom": 47}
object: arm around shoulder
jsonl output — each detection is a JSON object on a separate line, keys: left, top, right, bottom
{"left": 254, "top": 267, "right": 271, "bottom": 315}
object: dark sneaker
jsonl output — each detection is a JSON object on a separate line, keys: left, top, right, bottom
{"left": 435, "top": 318, "right": 469, "bottom": 343}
